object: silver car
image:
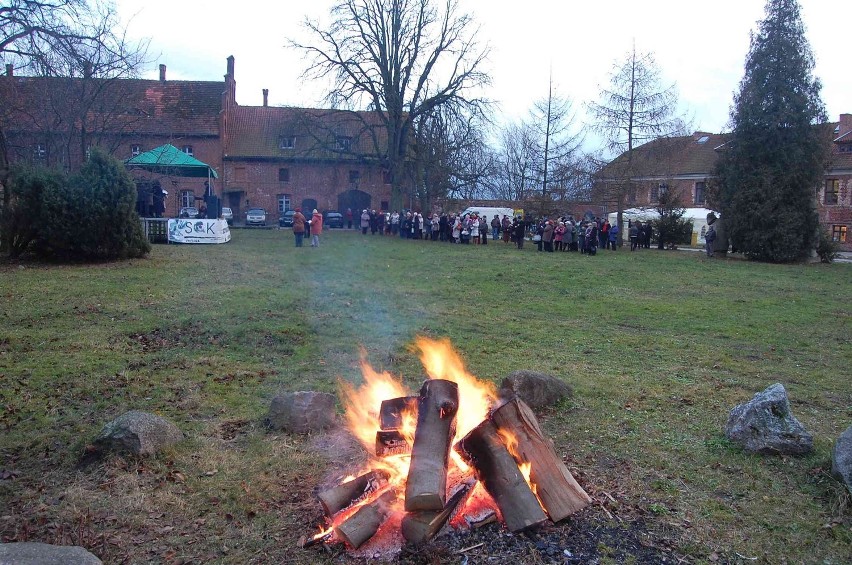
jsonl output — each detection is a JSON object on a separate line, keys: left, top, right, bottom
{"left": 222, "top": 207, "right": 233, "bottom": 225}
{"left": 245, "top": 208, "right": 267, "bottom": 226}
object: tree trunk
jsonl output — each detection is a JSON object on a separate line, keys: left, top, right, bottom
{"left": 317, "top": 469, "right": 390, "bottom": 517}
{"left": 333, "top": 490, "right": 397, "bottom": 550}
{"left": 404, "top": 379, "right": 458, "bottom": 512}
{"left": 455, "top": 419, "right": 548, "bottom": 532}
{"left": 491, "top": 398, "right": 591, "bottom": 522}
{"left": 401, "top": 478, "right": 475, "bottom": 544}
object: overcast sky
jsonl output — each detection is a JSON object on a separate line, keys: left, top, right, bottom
{"left": 114, "top": 0, "right": 850, "bottom": 148}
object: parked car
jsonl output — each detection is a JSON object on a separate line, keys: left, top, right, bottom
{"left": 279, "top": 210, "right": 296, "bottom": 227}
{"left": 323, "top": 211, "right": 344, "bottom": 228}
{"left": 179, "top": 206, "right": 199, "bottom": 218}
{"left": 221, "top": 207, "right": 233, "bottom": 224}
{"left": 245, "top": 208, "right": 267, "bottom": 226}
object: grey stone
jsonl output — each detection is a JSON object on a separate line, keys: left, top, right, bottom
{"left": 499, "top": 370, "right": 573, "bottom": 410}
{"left": 94, "top": 410, "right": 184, "bottom": 456}
{"left": 831, "top": 424, "right": 852, "bottom": 494}
{"left": 0, "top": 542, "right": 102, "bottom": 564}
{"left": 267, "top": 391, "right": 337, "bottom": 433}
{"left": 724, "top": 383, "right": 813, "bottom": 456}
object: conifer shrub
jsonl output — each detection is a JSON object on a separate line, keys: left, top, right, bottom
{"left": 0, "top": 166, "right": 66, "bottom": 258}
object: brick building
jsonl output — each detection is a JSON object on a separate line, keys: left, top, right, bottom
{"left": 0, "top": 57, "right": 392, "bottom": 223}
{"left": 594, "top": 116, "right": 852, "bottom": 251}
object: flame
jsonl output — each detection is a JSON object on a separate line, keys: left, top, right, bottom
{"left": 498, "top": 428, "right": 539, "bottom": 499}
{"left": 339, "top": 353, "right": 410, "bottom": 452}
{"left": 414, "top": 336, "right": 497, "bottom": 441}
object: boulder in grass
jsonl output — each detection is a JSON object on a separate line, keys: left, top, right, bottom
{"left": 94, "top": 410, "right": 184, "bottom": 456}
{"left": 724, "top": 383, "right": 813, "bottom": 456}
{"left": 0, "top": 542, "right": 102, "bottom": 564}
{"left": 499, "top": 371, "right": 573, "bottom": 410}
{"left": 267, "top": 391, "right": 337, "bottom": 434}
{"left": 832, "top": 424, "right": 852, "bottom": 494}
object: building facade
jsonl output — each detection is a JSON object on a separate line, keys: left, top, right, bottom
{"left": 594, "top": 117, "right": 852, "bottom": 251}
{"left": 0, "top": 57, "right": 392, "bottom": 223}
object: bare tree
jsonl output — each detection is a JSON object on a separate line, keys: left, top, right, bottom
{"left": 290, "top": 0, "right": 490, "bottom": 210}
{"left": 489, "top": 120, "right": 539, "bottom": 201}
{"left": 1, "top": 0, "right": 149, "bottom": 246}
{"left": 587, "top": 45, "right": 688, "bottom": 230}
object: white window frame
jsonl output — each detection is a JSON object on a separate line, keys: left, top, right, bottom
{"left": 182, "top": 145, "right": 193, "bottom": 157}
{"left": 181, "top": 190, "right": 194, "bottom": 208}
{"left": 279, "top": 136, "right": 295, "bottom": 150}
{"left": 278, "top": 194, "right": 292, "bottom": 214}
{"left": 131, "top": 144, "right": 142, "bottom": 157}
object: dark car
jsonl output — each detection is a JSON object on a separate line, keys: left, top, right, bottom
{"left": 279, "top": 210, "right": 296, "bottom": 227}
{"left": 323, "top": 211, "right": 344, "bottom": 228}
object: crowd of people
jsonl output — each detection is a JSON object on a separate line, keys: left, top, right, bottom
{"left": 337, "top": 209, "right": 656, "bottom": 255}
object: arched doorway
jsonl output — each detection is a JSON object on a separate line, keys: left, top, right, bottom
{"left": 338, "top": 189, "right": 371, "bottom": 216}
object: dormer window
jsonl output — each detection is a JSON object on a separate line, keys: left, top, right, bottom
{"left": 182, "top": 145, "right": 193, "bottom": 156}
{"left": 279, "top": 135, "right": 295, "bottom": 149}
{"left": 336, "top": 136, "right": 352, "bottom": 151}
{"left": 131, "top": 144, "right": 142, "bottom": 157}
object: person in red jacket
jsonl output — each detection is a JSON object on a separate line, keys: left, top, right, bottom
{"left": 310, "top": 209, "right": 323, "bottom": 247}
{"left": 292, "top": 208, "right": 306, "bottom": 247}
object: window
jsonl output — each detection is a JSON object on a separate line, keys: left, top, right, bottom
{"left": 279, "top": 136, "right": 295, "bottom": 149}
{"left": 278, "top": 194, "right": 291, "bottom": 214}
{"left": 839, "top": 144, "right": 852, "bottom": 153}
{"left": 824, "top": 179, "right": 839, "bottom": 205}
{"left": 696, "top": 135, "right": 710, "bottom": 144}
{"left": 628, "top": 188, "right": 637, "bottom": 204}
{"left": 33, "top": 143, "right": 46, "bottom": 160}
{"left": 278, "top": 168, "right": 290, "bottom": 182}
{"left": 832, "top": 225, "right": 847, "bottom": 243}
{"left": 381, "top": 200, "right": 389, "bottom": 212}
{"left": 650, "top": 183, "right": 667, "bottom": 202}
{"left": 336, "top": 136, "right": 352, "bottom": 151}
{"left": 694, "top": 181, "right": 706, "bottom": 205}
{"left": 131, "top": 144, "right": 142, "bottom": 157}
{"left": 181, "top": 190, "right": 194, "bottom": 208}
{"left": 182, "top": 145, "right": 193, "bottom": 156}
{"left": 383, "top": 170, "right": 392, "bottom": 184}
{"left": 348, "top": 170, "right": 360, "bottom": 183}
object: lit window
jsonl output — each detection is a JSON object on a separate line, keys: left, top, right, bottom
{"left": 182, "top": 145, "right": 193, "bottom": 156}
{"left": 695, "top": 182, "right": 706, "bottom": 205}
{"left": 278, "top": 194, "right": 291, "bottom": 214}
{"left": 131, "top": 144, "right": 142, "bottom": 157}
{"left": 832, "top": 225, "right": 847, "bottom": 243}
{"left": 336, "top": 136, "right": 352, "bottom": 151}
{"left": 824, "top": 179, "right": 839, "bottom": 205}
{"left": 279, "top": 136, "right": 295, "bottom": 150}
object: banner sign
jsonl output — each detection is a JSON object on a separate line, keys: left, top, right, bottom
{"left": 168, "top": 219, "right": 231, "bottom": 244}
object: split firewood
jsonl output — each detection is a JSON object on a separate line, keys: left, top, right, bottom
{"left": 464, "top": 509, "right": 497, "bottom": 529}
{"left": 317, "top": 469, "right": 390, "bottom": 517}
{"left": 333, "top": 490, "right": 397, "bottom": 550}
{"left": 401, "top": 478, "right": 476, "bottom": 544}
{"left": 404, "top": 379, "right": 459, "bottom": 512}
{"left": 491, "top": 398, "right": 592, "bottom": 522}
{"left": 375, "top": 429, "right": 411, "bottom": 456}
{"left": 379, "top": 396, "right": 418, "bottom": 430}
{"left": 456, "top": 419, "right": 548, "bottom": 532}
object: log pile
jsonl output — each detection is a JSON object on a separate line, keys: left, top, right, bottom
{"left": 310, "top": 381, "right": 590, "bottom": 552}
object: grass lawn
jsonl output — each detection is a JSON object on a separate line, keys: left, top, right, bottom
{"left": 1, "top": 229, "right": 850, "bottom": 563}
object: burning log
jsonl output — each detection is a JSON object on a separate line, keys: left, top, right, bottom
{"left": 491, "top": 398, "right": 592, "bottom": 522}
{"left": 379, "top": 396, "right": 418, "bottom": 429}
{"left": 405, "top": 379, "right": 459, "bottom": 512}
{"left": 317, "top": 469, "right": 390, "bottom": 517}
{"left": 401, "top": 479, "right": 476, "bottom": 544}
{"left": 375, "top": 430, "right": 411, "bottom": 456}
{"left": 333, "top": 490, "right": 397, "bottom": 549}
{"left": 456, "top": 419, "right": 548, "bottom": 532}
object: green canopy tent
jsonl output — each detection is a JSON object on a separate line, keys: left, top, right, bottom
{"left": 125, "top": 143, "right": 218, "bottom": 179}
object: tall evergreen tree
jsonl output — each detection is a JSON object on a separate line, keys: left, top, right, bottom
{"left": 714, "top": 0, "right": 828, "bottom": 262}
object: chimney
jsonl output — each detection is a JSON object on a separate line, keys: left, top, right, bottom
{"left": 159, "top": 64, "right": 166, "bottom": 81}
{"left": 840, "top": 114, "right": 852, "bottom": 131}
{"left": 5, "top": 64, "right": 12, "bottom": 77}
{"left": 226, "top": 55, "right": 235, "bottom": 78}
{"left": 263, "top": 89, "right": 268, "bottom": 107}
{"left": 83, "top": 61, "right": 92, "bottom": 79}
